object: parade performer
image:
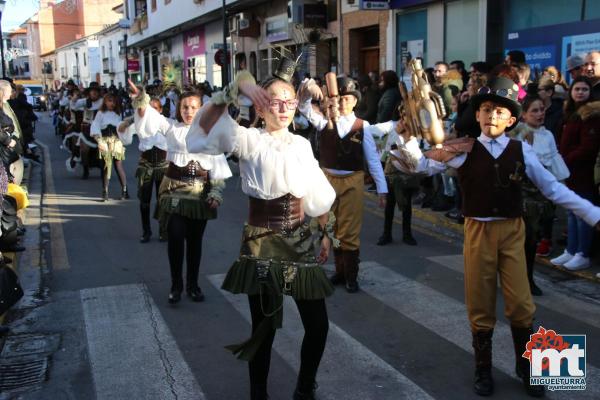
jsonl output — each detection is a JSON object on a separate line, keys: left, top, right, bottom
{"left": 130, "top": 82, "right": 231, "bottom": 304}
{"left": 396, "top": 76, "right": 600, "bottom": 397}
{"left": 91, "top": 93, "right": 127, "bottom": 201}
{"left": 186, "top": 61, "right": 336, "bottom": 400}
{"left": 79, "top": 85, "right": 103, "bottom": 179}
{"left": 63, "top": 87, "right": 83, "bottom": 171}
{"left": 297, "top": 76, "right": 388, "bottom": 293}
{"left": 118, "top": 97, "right": 168, "bottom": 243}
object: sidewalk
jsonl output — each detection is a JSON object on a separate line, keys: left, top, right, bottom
{"left": 364, "top": 191, "right": 600, "bottom": 284}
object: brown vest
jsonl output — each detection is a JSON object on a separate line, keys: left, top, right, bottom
{"left": 458, "top": 139, "right": 524, "bottom": 218}
{"left": 319, "top": 118, "right": 364, "bottom": 171}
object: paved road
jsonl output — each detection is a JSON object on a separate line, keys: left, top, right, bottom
{"left": 8, "top": 113, "right": 600, "bottom": 400}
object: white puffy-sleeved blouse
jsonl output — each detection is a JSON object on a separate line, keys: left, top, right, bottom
{"left": 186, "top": 106, "right": 336, "bottom": 217}
{"left": 90, "top": 111, "right": 122, "bottom": 137}
{"left": 134, "top": 105, "right": 232, "bottom": 180}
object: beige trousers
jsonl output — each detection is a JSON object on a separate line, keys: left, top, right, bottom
{"left": 325, "top": 170, "right": 364, "bottom": 251}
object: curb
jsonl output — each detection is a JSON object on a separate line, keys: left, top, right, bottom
{"left": 364, "top": 190, "right": 600, "bottom": 284}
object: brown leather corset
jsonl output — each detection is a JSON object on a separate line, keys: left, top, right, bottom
{"left": 248, "top": 194, "right": 304, "bottom": 234}
{"left": 141, "top": 147, "right": 167, "bottom": 164}
{"left": 165, "top": 161, "right": 208, "bottom": 183}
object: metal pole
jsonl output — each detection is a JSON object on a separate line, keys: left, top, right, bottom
{"left": 222, "top": 0, "right": 229, "bottom": 86}
{"left": 124, "top": 33, "right": 129, "bottom": 84}
{"left": 0, "top": 12, "right": 5, "bottom": 78}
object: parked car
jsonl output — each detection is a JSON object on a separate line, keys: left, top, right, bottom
{"left": 22, "top": 84, "right": 47, "bottom": 111}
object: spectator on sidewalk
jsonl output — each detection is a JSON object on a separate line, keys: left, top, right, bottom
{"left": 456, "top": 74, "right": 487, "bottom": 139}
{"left": 536, "top": 76, "right": 564, "bottom": 140}
{"left": 551, "top": 76, "right": 600, "bottom": 270}
{"left": 376, "top": 71, "right": 401, "bottom": 123}
{"left": 505, "top": 49, "right": 526, "bottom": 66}
{"left": 450, "top": 60, "right": 469, "bottom": 89}
{"left": 8, "top": 91, "right": 38, "bottom": 162}
{"left": 432, "top": 61, "right": 449, "bottom": 94}
{"left": 584, "top": 51, "right": 600, "bottom": 100}
{"left": 566, "top": 54, "right": 585, "bottom": 81}
{"left": 0, "top": 80, "right": 24, "bottom": 185}
{"left": 355, "top": 74, "right": 380, "bottom": 124}
{"left": 469, "top": 61, "right": 492, "bottom": 79}
{"left": 542, "top": 66, "right": 568, "bottom": 99}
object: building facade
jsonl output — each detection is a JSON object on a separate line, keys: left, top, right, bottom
{"left": 55, "top": 35, "right": 102, "bottom": 87}
{"left": 8, "top": 28, "right": 31, "bottom": 80}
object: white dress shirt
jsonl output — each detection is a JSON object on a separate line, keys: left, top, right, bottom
{"left": 185, "top": 105, "right": 336, "bottom": 217}
{"left": 410, "top": 133, "right": 600, "bottom": 226}
{"left": 299, "top": 100, "right": 389, "bottom": 194}
{"left": 90, "top": 111, "right": 122, "bottom": 137}
{"left": 133, "top": 105, "right": 232, "bottom": 180}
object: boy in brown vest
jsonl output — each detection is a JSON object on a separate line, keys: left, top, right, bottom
{"left": 298, "top": 77, "right": 389, "bottom": 293}
{"left": 398, "top": 76, "right": 600, "bottom": 397}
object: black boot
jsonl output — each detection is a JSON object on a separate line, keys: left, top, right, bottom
{"left": 101, "top": 189, "right": 109, "bottom": 202}
{"left": 472, "top": 329, "right": 494, "bottom": 396}
{"left": 293, "top": 381, "right": 317, "bottom": 400}
{"left": 378, "top": 190, "right": 395, "bottom": 246}
{"left": 121, "top": 186, "right": 130, "bottom": 200}
{"left": 82, "top": 166, "right": 89, "bottom": 180}
{"left": 250, "top": 384, "right": 269, "bottom": 400}
{"left": 343, "top": 249, "right": 360, "bottom": 293}
{"left": 140, "top": 204, "right": 152, "bottom": 243}
{"left": 330, "top": 249, "right": 345, "bottom": 285}
{"left": 526, "top": 262, "right": 543, "bottom": 296}
{"left": 511, "top": 326, "right": 545, "bottom": 397}
{"left": 402, "top": 203, "right": 417, "bottom": 246}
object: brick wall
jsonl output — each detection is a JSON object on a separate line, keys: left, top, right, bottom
{"left": 341, "top": 10, "right": 389, "bottom": 75}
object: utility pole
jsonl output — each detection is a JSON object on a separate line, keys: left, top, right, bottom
{"left": 221, "top": 0, "right": 229, "bottom": 86}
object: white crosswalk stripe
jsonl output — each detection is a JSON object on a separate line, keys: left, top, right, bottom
{"left": 207, "top": 274, "right": 434, "bottom": 400}
{"left": 81, "top": 284, "right": 205, "bottom": 400}
{"left": 427, "top": 254, "right": 600, "bottom": 330}
{"left": 346, "top": 261, "right": 600, "bottom": 400}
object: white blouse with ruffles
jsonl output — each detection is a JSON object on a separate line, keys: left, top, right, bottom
{"left": 90, "top": 111, "right": 122, "bottom": 137}
{"left": 134, "top": 105, "right": 232, "bottom": 180}
{"left": 185, "top": 106, "right": 336, "bottom": 217}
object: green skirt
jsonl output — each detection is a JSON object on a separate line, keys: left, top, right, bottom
{"left": 222, "top": 223, "right": 334, "bottom": 361}
{"left": 157, "top": 176, "right": 216, "bottom": 231}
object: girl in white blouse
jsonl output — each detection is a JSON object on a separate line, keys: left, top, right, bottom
{"left": 130, "top": 83, "right": 232, "bottom": 304}
{"left": 511, "top": 96, "right": 569, "bottom": 296}
{"left": 90, "top": 93, "right": 126, "bottom": 201}
{"left": 186, "top": 71, "right": 336, "bottom": 400}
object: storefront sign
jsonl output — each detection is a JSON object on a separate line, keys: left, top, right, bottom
{"left": 303, "top": 4, "right": 327, "bottom": 29}
{"left": 359, "top": 0, "right": 389, "bottom": 10}
{"left": 266, "top": 15, "right": 289, "bottom": 43}
{"left": 389, "top": 0, "right": 432, "bottom": 9}
{"left": 505, "top": 18, "right": 600, "bottom": 83}
{"left": 183, "top": 26, "right": 206, "bottom": 60}
{"left": 127, "top": 59, "right": 140, "bottom": 71}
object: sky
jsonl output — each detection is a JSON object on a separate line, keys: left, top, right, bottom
{"left": 2, "top": 0, "right": 41, "bottom": 32}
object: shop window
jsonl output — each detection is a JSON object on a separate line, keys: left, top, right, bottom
{"left": 187, "top": 55, "right": 207, "bottom": 85}
{"left": 445, "top": 0, "right": 479, "bottom": 67}
{"left": 506, "top": 0, "right": 583, "bottom": 32}
{"left": 213, "top": 63, "right": 222, "bottom": 89}
{"left": 151, "top": 48, "right": 159, "bottom": 80}
{"left": 249, "top": 52, "right": 257, "bottom": 78}
{"left": 396, "top": 9, "right": 427, "bottom": 79}
{"left": 584, "top": 1, "right": 600, "bottom": 20}
{"left": 259, "top": 49, "right": 268, "bottom": 80}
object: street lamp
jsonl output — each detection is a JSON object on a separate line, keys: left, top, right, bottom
{"left": 0, "top": 0, "right": 6, "bottom": 79}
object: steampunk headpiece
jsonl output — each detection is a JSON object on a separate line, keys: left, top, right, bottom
{"left": 272, "top": 47, "right": 301, "bottom": 83}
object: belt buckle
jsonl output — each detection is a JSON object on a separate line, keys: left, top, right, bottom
{"left": 256, "top": 260, "right": 271, "bottom": 283}
{"left": 282, "top": 264, "right": 298, "bottom": 295}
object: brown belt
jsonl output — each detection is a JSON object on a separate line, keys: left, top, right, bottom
{"left": 165, "top": 161, "right": 208, "bottom": 183}
{"left": 141, "top": 147, "right": 167, "bottom": 163}
{"left": 248, "top": 194, "right": 304, "bottom": 235}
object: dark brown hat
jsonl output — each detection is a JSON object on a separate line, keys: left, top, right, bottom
{"left": 337, "top": 76, "right": 361, "bottom": 102}
{"left": 471, "top": 76, "right": 522, "bottom": 119}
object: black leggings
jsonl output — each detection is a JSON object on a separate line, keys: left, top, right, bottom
{"left": 382, "top": 183, "right": 415, "bottom": 237}
{"left": 139, "top": 172, "right": 162, "bottom": 234}
{"left": 167, "top": 214, "right": 207, "bottom": 291}
{"left": 248, "top": 294, "right": 329, "bottom": 391}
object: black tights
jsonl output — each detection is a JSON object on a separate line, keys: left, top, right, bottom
{"left": 101, "top": 159, "right": 127, "bottom": 191}
{"left": 248, "top": 294, "right": 329, "bottom": 392}
{"left": 139, "top": 173, "right": 162, "bottom": 234}
{"left": 383, "top": 184, "right": 415, "bottom": 237}
{"left": 167, "top": 214, "right": 207, "bottom": 291}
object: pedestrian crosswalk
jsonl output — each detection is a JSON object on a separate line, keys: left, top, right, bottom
{"left": 80, "top": 259, "right": 600, "bottom": 400}
{"left": 81, "top": 284, "right": 206, "bottom": 400}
